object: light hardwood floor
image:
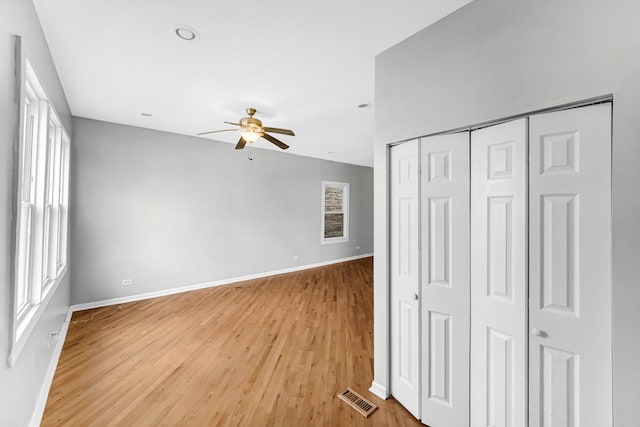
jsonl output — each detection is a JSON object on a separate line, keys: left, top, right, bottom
{"left": 42, "top": 258, "right": 422, "bottom": 426}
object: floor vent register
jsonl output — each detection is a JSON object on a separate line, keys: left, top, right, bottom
{"left": 337, "top": 388, "right": 378, "bottom": 417}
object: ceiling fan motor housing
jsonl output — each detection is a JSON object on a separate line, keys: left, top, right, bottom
{"left": 239, "top": 116, "right": 263, "bottom": 133}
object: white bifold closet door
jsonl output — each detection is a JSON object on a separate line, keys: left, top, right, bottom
{"left": 470, "top": 119, "right": 529, "bottom": 427}
{"left": 390, "top": 140, "right": 421, "bottom": 418}
{"left": 420, "top": 133, "right": 470, "bottom": 427}
{"left": 528, "top": 104, "right": 612, "bottom": 427}
{"left": 391, "top": 104, "right": 612, "bottom": 427}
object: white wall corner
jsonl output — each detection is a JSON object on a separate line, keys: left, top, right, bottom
{"left": 29, "top": 308, "right": 72, "bottom": 427}
{"left": 369, "top": 381, "right": 389, "bottom": 399}
{"left": 372, "top": 141, "right": 391, "bottom": 405}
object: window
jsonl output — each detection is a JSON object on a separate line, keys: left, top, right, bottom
{"left": 321, "top": 181, "right": 350, "bottom": 244}
{"left": 10, "top": 58, "right": 70, "bottom": 366}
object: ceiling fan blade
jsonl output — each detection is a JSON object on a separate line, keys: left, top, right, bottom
{"left": 197, "top": 128, "right": 238, "bottom": 135}
{"left": 235, "top": 136, "right": 247, "bottom": 150}
{"left": 262, "top": 133, "right": 289, "bottom": 150}
{"left": 224, "top": 121, "right": 240, "bottom": 126}
{"left": 262, "top": 126, "right": 295, "bottom": 136}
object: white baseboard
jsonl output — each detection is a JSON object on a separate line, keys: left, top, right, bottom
{"left": 70, "top": 253, "right": 373, "bottom": 312}
{"left": 369, "top": 381, "right": 389, "bottom": 399}
{"left": 29, "top": 308, "right": 73, "bottom": 427}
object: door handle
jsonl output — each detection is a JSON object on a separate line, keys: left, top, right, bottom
{"left": 531, "top": 328, "right": 547, "bottom": 338}
{"left": 413, "top": 294, "right": 419, "bottom": 300}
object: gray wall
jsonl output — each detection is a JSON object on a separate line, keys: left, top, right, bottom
{"left": 71, "top": 118, "right": 373, "bottom": 304}
{"left": 373, "top": 0, "right": 640, "bottom": 425}
{"left": 0, "top": 0, "right": 72, "bottom": 425}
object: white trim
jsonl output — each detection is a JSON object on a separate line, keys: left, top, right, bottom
{"left": 369, "top": 381, "right": 389, "bottom": 399}
{"left": 28, "top": 309, "right": 72, "bottom": 427}
{"left": 70, "top": 253, "right": 373, "bottom": 312}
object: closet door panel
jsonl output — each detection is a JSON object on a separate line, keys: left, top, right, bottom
{"left": 529, "top": 104, "right": 612, "bottom": 427}
{"left": 420, "top": 132, "right": 470, "bottom": 427}
{"left": 390, "top": 140, "right": 421, "bottom": 418}
{"left": 471, "top": 119, "right": 528, "bottom": 427}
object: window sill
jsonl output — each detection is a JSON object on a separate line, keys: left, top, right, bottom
{"left": 321, "top": 237, "right": 350, "bottom": 245}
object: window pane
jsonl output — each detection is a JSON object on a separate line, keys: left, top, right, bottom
{"left": 16, "top": 203, "right": 32, "bottom": 316}
{"left": 42, "top": 118, "right": 57, "bottom": 286}
{"left": 46, "top": 120, "right": 55, "bottom": 203}
{"left": 42, "top": 204, "right": 51, "bottom": 286}
{"left": 56, "top": 138, "right": 65, "bottom": 270}
{"left": 324, "top": 186, "right": 343, "bottom": 212}
{"left": 21, "top": 101, "right": 31, "bottom": 201}
{"left": 324, "top": 213, "right": 344, "bottom": 238}
{"left": 16, "top": 94, "right": 39, "bottom": 318}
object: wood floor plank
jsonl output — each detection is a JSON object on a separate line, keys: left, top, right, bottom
{"left": 42, "top": 257, "right": 421, "bottom": 426}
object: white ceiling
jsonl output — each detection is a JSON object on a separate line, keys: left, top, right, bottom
{"left": 33, "top": 0, "right": 473, "bottom": 167}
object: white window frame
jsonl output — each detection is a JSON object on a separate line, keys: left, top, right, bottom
{"left": 10, "top": 50, "right": 70, "bottom": 367}
{"left": 321, "top": 181, "right": 350, "bottom": 244}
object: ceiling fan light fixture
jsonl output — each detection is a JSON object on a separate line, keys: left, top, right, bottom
{"left": 241, "top": 129, "right": 261, "bottom": 142}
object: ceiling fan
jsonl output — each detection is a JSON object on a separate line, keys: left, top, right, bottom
{"left": 198, "top": 108, "right": 295, "bottom": 150}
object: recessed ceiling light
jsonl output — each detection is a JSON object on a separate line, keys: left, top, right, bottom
{"left": 357, "top": 103, "right": 372, "bottom": 109}
{"left": 141, "top": 112, "right": 152, "bottom": 117}
{"left": 174, "top": 25, "right": 198, "bottom": 41}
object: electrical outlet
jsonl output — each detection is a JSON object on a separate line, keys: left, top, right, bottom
{"left": 122, "top": 279, "right": 133, "bottom": 286}
{"left": 292, "top": 255, "right": 299, "bottom": 261}
{"left": 48, "top": 331, "right": 59, "bottom": 349}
